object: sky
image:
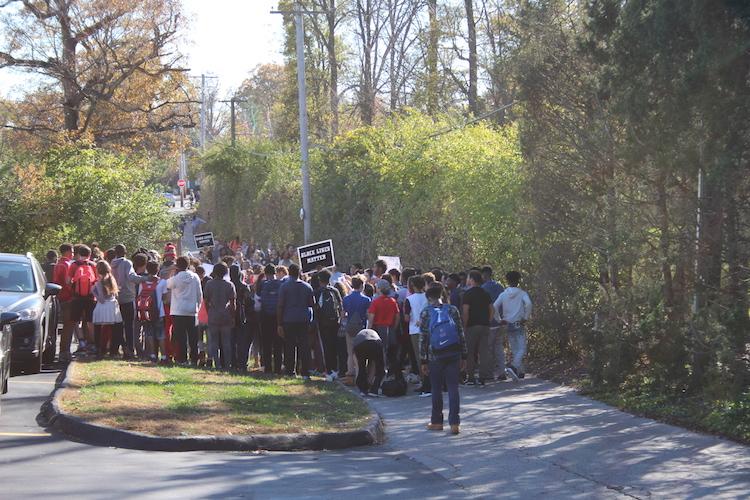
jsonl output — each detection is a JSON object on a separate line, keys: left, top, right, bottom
{"left": 0, "top": 0, "right": 286, "bottom": 98}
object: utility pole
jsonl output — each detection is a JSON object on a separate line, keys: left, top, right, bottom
{"left": 220, "top": 96, "right": 248, "bottom": 146}
{"left": 271, "top": 5, "right": 330, "bottom": 244}
{"left": 192, "top": 74, "right": 218, "bottom": 151}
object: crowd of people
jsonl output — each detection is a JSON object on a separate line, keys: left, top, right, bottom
{"left": 45, "top": 242, "right": 532, "bottom": 435}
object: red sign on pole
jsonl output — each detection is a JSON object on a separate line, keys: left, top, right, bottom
{"left": 177, "top": 179, "right": 186, "bottom": 187}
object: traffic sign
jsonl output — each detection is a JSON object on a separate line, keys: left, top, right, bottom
{"left": 178, "top": 179, "right": 186, "bottom": 187}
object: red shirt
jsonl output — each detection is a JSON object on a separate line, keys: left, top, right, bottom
{"left": 368, "top": 295, "right": 399, "bottom": 327}
{"left": 53, "top": 257, "right": 73, "bottom": 302}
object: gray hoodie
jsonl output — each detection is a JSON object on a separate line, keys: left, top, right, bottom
{"left": 493, "top": 287, "right": 532, "bottom": 324}
{"left": 111, "top": 257, "right": 145, "bottom": 304}
{"left": 167, "top": 270, "right": 203, "bottom": 316}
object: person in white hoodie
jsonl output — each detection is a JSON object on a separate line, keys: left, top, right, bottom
{"left": 167, "top": 256, "right": 203, "bottom": 365}
{"left": 493, "top": 271, "right": 532, "bottom": 380}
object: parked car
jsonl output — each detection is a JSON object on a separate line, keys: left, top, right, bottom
{"left": 161, "top": 192, "right": 176, "bottom": 207}
{"left": 0, "top": 311, "right": 19, "bottom": 398}
{"left": 0, "top": 253, "right": 60, "bottom": 374}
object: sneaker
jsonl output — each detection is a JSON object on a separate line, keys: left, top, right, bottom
{"left": 465, "top": 379, "right": 476, "bottom": 386}
{"left": 418, "top": 391, "right": 432, "bottom": 398}
{"left": 59, "top": 352, "right": 71, "bottom": 363}
{"left": 505, "top": 366, "right": 520, "bottom": 381}
{"left": 359, "top": 391, "right": 370, "bottom": 398}
{"left": 450, "top": 425, "right": 460, "bottom": 435}
{"left": 426, "top": 423, "right": 443, "bottom": 431}
{"left": 518, "top": 372, "right": 526, "bottom": 379}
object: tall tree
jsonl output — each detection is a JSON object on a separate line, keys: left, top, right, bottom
{"left": 0, "top": 0, "right": 193, "bottom": 145}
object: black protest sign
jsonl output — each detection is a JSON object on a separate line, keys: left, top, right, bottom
{"left": 297, "top": 239, "right": 336, "bottom": 274}
{"left": 194, "top": 232, "right": 215, "bottom": 249}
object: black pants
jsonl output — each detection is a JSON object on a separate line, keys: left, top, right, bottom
{"left": 336, "top": 336, "right": 348, "bottom": 375}
{"left": 172, "top": 315, "right": 198, "bottom": 364}
{"left": 94, "top": 323, "right": 123, "bottom": 356}
{"left": 233, "top": 322, "right": 252, "bottom": 372}
{"left": 119, "top": 302, "right": 135, "bottom": 352}
{"left": 284, "top": 322, "right": 311, "bottom": 376}
{"left": 318, "top": 319, "right": 339, "bottom": 373}
{"left": 261, "top": 314, "right": 283, "bottom": 374}
{"left": 355, "top": 339, "right": 384, "bottom": 394}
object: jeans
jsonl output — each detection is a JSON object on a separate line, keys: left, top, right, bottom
{"left": 208, "top": 325, "right": 233, "bottom": 369}
{"left": 488, "top": 326, "right": 506, "bottom": 377}
{"left": 429, "top": 355, "right": 461, "bottom": 426}
{"left": 119, "top": 302, "right": 135, "bottom": 352}
{"left": 261, "top": 314, "right": 283, "bottom": 374}
{"left": 373, "top": 325, "right": 398, "bottom": 376}
{"left": 318, "top": 319, "right": 339, "bottom": 373}
{"left": 465, "top": 325, "right": 492, "bottom": 381}
{"left": 354, "top": 339, "right": 384, "bottom": 394}
{"left": 507, "top": 325, "right": 527, "bottom": 373}
{"left": 172, "top": 315, "right": 198, "bottom": 364}
{"left": 284, "top": 322, "right": 311, "bottom": 376}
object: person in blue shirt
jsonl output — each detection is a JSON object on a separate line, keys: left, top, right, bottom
{"left": 342, "top": 276, "right": 372, "bottom": 378}
{"left": 277, "top": 264, "right": 315, "bottom": 379}
{"left": 481, "top": 266, "right": 506, "bottom": 380}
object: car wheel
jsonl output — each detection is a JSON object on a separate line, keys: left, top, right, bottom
{"left": 2, "top": 377, "right": 7, "bottom": 394}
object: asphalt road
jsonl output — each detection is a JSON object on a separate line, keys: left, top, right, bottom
{"left": 1, "top": 367, "right": 749, "bottom": 499}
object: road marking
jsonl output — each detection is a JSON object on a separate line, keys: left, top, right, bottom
{"left": 0, "top": 432, "right": 51, "bottom": 437}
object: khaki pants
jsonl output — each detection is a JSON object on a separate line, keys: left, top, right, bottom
{"left": 465, "top": 325, "right": 492, "bottom": 381}
{"left": 345, "top": 333, "right": 358, "bottom": 376}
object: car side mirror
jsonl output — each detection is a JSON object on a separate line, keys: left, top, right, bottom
{"left": 0, "top": 312, "right": 20, "bottom": 326}
{"left": 44, "top": 283, "right": 62, "bottom": 298}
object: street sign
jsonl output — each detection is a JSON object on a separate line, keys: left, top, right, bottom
{"left": 178, "top": 179, "right": 186, "bottom": 187}
{"left": 378, "top": 255, "right": 402, "bottom": 272}
{"left": 194, "top": 232, "right": 214, "bottom": 249}
{"left": 297, "top": 239, "right": 335, "bottom": 274}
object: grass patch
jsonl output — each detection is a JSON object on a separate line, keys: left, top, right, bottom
{"left": 60, "top": 361, "right": 371, "bottom": 437}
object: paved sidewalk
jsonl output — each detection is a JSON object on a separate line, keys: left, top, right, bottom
{"left": 367, "top": 377, "right": 750, "bottom": 499}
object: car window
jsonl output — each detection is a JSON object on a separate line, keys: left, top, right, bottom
{"left": 0, "top": 261, "right": 36, "bottom": 293}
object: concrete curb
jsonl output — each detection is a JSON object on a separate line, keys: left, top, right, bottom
{"left": 38, "top": 362, "right": 385, "bottom": 452}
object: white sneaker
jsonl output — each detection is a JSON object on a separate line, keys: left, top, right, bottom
{"left": 505, "top": 367, "right": 520, "bottom": 381}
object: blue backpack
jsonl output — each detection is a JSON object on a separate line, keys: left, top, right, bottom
{"left": 429, "top": 304, "right": 460, "bottom": 357}
{"left": 260, "top": 279, "right": 282, "bottom": 315}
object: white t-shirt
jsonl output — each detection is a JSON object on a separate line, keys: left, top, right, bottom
{"left": 406, "top": 292, "right": 428, "bottom": 335}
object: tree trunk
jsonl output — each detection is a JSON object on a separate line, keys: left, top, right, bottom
{"left": 465, "top": 0, "right": 478, "bottom": 116}
{"left": 426, "top": 0, "right": 439, "bottom": 115}
{"left": 326, "top": 0, "right": 339, "bottom": 138}
{"left": 59, "top": 9, "right": 80, "bottom": 132}
{"left": 656, "top": 169, "right": 675, "bottom": 314}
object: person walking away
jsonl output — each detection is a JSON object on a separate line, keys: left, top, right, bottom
{"left": 42, "top": 250, "right": 57, "bottom": 282}
{"left": 91, "top": 261, "right": 123, "bottom": 359}
{"left": 404, "top": 275, "right": 430, "bottom": 394}
{"left": 159, "top": 244, "right": 178, "bottom": 360}
{"left": 420, "top": 283, "right": 467, "bottom": 435}
{"left": 53, "top": 244, "right": 75, "bottom": 362}
{"left": 111, "top": 244, "right": 146, "bottom": 359}
{"left": 353, "top": 329, "right": 385, "bottom": 397}
{"left": 137, "top": 261, "right": 165, "bottom": 362}
{"left": 493, "top": 271, "right": 532, "bottom": 380}
{"left": 343, "top": 276, "right": 371, "bottom": 380}
{"left": 462, "top": 270, "right": 494, "bottom": 386}
{"left": 277, "top": 264, "right": 314, "bottom": 379}
{"left": 167, "top": 257, "right": 202, "bottom": 365}
{"left": 204, "top": 263, "right": 236, "bottom": 370}
{"left": 481, "top": 266, "right": 507, "bottom": 381}
{"left": 315, "top": 270, "right": 343, "bottom": 380}
{"left": 367, "top": 279, "right": 400, "bottom": 377}
{"left": 230, "top": 265, "right": 253, "bottom": 372}
{"left": 258, "top": 264, "right": 284, "bottom": 374}
{"left": 67, "top": 245, "right": 98, "bottom": 355}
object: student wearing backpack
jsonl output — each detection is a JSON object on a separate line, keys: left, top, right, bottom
{"left": 204, "top": 263, "right": 236, "bottom": 370}
{"left": 420, "top": 283, "right": 467, "bottom": 435}
{"left": 67, "top": 245, "right": 98, "bottom": 354}
{"left": 342, "top": 276, "right": 371, "bottom": 378}
{"left": 257, "top": 264, "right": 284, "bottom": 374}
{"left": 137, "top": 261, "right": 163, "bottom": 362}
{"left": 315, "top": 270, "right": 343, "bottom": 379}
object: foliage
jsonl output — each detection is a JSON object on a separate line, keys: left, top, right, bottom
{"left": 0, "top": 144, "right": 176, "bottom": 257}
{"left": 199, "top": 111, "right": 523, "bottom": 271}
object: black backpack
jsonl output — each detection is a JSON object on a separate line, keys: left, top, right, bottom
{"left": 318, "top": 286, "right": 341, "bottom": 323}
{"left": 381, "top": 377, "right": 407, "bottom": 397}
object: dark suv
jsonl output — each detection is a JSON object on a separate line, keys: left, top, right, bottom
{"left": 0, "top": 253, "right": 60, "bottom": 374}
